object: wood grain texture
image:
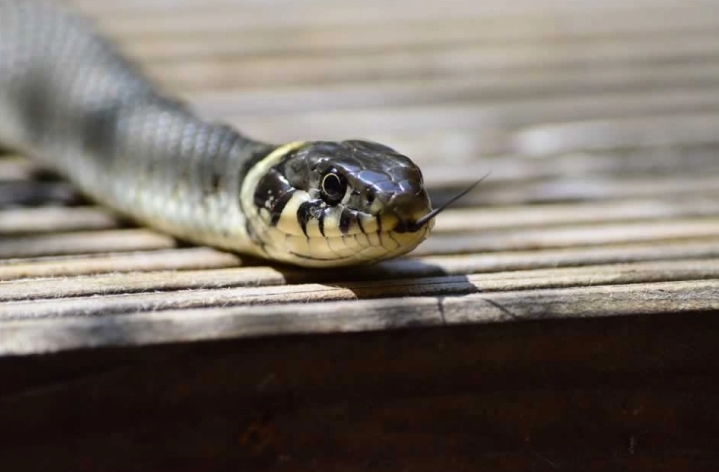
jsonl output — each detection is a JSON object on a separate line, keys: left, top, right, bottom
{"left": 0, "top": 0, "right": 714, "bottom": 353}
{"left": 2, "top": 0, "right": 719, "bottom": 470}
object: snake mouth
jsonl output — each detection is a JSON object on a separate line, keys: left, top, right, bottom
{"left": 393, "top": 216, "right": 431, "bottom": 234}
{"left": 258, "top": 211, "right": 433, "bottom": 267}
{"left": 393, "top": 174, "right": 490, "bottom": 233}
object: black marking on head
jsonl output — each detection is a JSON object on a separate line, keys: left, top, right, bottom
{"left": 375, "top": 214, "right": 383, "bottom": 245}
{"left": 318, "top": 209, "right": 327, "bottom": 237}
{"left": 219, "top": 127, "right": 275, "bottom": 243}
{"left": 297, "top": 200, "right": 323, "bottom": 237}
{"left": 236, "top": 137, "right": 279, "bottom": 189}
{"left": 339, "top": 209, "right": 354, "bottom": 235}
{"left": 357, "top": 215, "right": 365, "bottom": 234}
{"left": 254, "top": 168, "right": 295, "bottom": 226}
{"left": 269, "top": 191, "right": 294, "bottom": 227}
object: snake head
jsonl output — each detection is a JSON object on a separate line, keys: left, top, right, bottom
{"left": 243, "top": 140, "right": 435, "bottom": 267}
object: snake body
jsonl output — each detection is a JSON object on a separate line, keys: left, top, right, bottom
{"left": 0, "top": 0, "right": 434, "bottom": 267}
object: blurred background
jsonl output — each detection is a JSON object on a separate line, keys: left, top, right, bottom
{"left": 65, "top": 0, "right": 719, "bottom": 210}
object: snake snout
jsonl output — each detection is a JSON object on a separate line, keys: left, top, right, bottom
{"left": 386, "top": 187, "right": 433, "bottom": 233}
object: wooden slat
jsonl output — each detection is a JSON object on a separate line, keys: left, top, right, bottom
{"left": 188, "top": 65, "right": 719, "bottom": 116}
{"left": 76, "top": 0, "right": 716, "bottom": 31}
{"left": 224, "top": 89, "right": 719, "bottom": 144}
{"left": 3, "top": 279, "right": 718, "bottom": 355}
{"left": 418, "top": 218, "right": 719, "bottom": 255}
{"left": 436, "top": 197, "right": 719, "bottom": 231}
{"left": 0, "top": 229, "right": 176, "bottom": 259}
{"left": 146, "top": 40, "right": 719, "bottom": 91}
{"left": 112, "top": 8, "right": 719, "bottom": 60}
{"left": 0, "top": 206, "right": 119, "bottom": 235}
{"left": 0, "top": 247, "right": 242, "bottom": 281}
{"left": 516, "top": 113, "right": 719, "bottom": 155}
{"left": 1, "top": 260, "right": 717, "bottom": 315}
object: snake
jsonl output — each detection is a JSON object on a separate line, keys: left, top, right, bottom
{"left": 0, "top": 0, "right": 473, "bottom": 268}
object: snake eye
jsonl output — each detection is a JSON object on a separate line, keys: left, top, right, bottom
{"left": 320, "top": 170, "right": 347, "bottom": 205}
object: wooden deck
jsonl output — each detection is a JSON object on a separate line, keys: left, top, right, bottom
{"left": 2, "top": 0, "right": 719, "bottom": 470}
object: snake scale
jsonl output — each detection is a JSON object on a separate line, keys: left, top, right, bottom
{"left": 0, "top": 0, "right": 462, "bottom": 268}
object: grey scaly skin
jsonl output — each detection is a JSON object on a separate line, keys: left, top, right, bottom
{"left": 0, "top": 0, "right": 434, "bottom": 267}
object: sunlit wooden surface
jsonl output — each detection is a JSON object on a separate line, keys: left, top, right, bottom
{"left": 1, "top": 0, "right": 719, "bottom": 470}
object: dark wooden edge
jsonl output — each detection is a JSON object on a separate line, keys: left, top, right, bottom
{"left": 1, "top": 309, "right": 719, "bottom": 471}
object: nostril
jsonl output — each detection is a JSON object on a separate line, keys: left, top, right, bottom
{"left": 366, "top": 190, "right": 375, "bottom": 204}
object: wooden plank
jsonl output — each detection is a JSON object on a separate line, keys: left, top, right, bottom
{"left": 0, "top": 229, "right": 176, "bottom": 259}
{"left": 384, "top": 138, "right": 719, "bottom": 174}
{"left": 2, "top": 310, "right": 719, "bottom": 471}
{"left": 436, "top": 197, "right": 719, "bottom": 231}
{"left": 0, "top": 247, "right": 242, "bottom": 281}
{"left": 516, "top": 113, "right": 719, "bottom": 155}
{"left": 417, "top": 218, "right": 719, "bottom": 256}
{"left": 0, "top": 259, "right": 716, "bottom": 306}
{"left": 112, "top": 9, "right": 719, "bottom": 60}
{"left": 75, "top": 0, "right": 714, "bottom": 31}
{"left": 146, "top": 39, "right": 719, "bottom": 90}
{"left": 0, "top": 207, "right": 119, "bottom": 235}
{"left": 2, "top": 279, "right": 718, "bottom": 353}
{"left": 188, "top": 64, "right": 719, "bottom": 116}
{"left": 225, "top": 89, "right": 719, "bottom": 143}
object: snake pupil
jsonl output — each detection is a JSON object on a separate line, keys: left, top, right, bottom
{"left": 320, "top": 170, "right": 347, "bottom": 205}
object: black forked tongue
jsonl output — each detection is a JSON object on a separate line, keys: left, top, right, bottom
{"left": 403, "top": 172, "right": 490, "bottom": 232}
